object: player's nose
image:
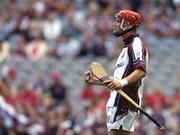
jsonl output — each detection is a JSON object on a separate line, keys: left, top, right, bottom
{"left": 112, "top": 21, "right": 117, "bottom": 29}
{"left": 112, "top": 21, "right": 116, "bottom": 26}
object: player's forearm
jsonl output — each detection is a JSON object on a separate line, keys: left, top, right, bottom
{"left": 124, "top": 69, "right": 146, "bottom": 85}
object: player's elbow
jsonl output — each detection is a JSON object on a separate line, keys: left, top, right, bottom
{"left": 137, "top": 69, "right": 146, "bottom": 78}
{"left": 140, "top": 70, "right": 146, "bottom": 78}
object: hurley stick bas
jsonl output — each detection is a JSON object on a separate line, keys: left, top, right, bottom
{"left": 90, "top": 62, "right": 166, "bottom": 132}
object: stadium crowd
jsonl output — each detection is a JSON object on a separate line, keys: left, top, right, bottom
{"left": 0, "top": 0, "right": 180, "bottom": 135}
{"left": 0, "top": 0, "right": 180, "bottom": 62}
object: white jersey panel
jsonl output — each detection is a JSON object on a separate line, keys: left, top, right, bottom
{"left": 132, "top": 37, "right": 144, "bottom": 61}
{"left": 106, "top": 48, "right": 129, "bottom": 107}
{"left": 114, "top": 48, "right": 129, "bottom": 80}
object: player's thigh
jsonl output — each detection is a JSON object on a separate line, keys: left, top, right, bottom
{"left": 108, "top": 129, "right": 131, "bottom": 135}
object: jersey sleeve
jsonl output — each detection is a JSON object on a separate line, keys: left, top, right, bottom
{"left": 128, "top": 38, "right": 147, "bottom": 73}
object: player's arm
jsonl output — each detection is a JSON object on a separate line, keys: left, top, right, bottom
{"left": 124, "top": 69, "right": 145, "bottom": 84}
{"left": 103, "top": 69, "right": 145, "bottom": 90}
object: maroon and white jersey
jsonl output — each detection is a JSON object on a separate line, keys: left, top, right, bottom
{"left": 106, "top": 34, "right": 148, "bottom": 114}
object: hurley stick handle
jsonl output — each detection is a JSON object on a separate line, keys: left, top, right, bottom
{"left": 116, "top": 89, "right": 139, "bottom": 108}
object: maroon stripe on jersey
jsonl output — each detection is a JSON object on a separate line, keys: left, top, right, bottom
{"left": 128, "top": 40, "right": 147, "bottom": 73}
{"left": 113, "top": 63, "right": 131, "bottom": 105}
{"left": 113, "top": 62, "right": 131, "bottom": 122}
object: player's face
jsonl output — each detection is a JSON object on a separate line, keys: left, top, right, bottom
{"left": 113, "top": 17, "right": 132, "bottom": 37}
{"left": 112, "top": 17, "right": 121, "bottom": 36}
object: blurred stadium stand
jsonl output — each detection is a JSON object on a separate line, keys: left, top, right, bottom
{"left": 1, "top": 38, "right": 180, "bottom": 107}
{"left": 1, "top": 36, "right": 180, "bottom": 96}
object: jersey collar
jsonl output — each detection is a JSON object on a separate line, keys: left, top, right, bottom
{"left": 123, "top": 33, "right": 139, "bottom": 47}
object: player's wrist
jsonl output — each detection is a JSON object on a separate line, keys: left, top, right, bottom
{"left": 119, "top": 78, "right": 128, "bottom": 87}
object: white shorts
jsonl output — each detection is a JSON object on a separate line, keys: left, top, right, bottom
{"left": 106, "top": 106, "right": 138, "bottom": 132}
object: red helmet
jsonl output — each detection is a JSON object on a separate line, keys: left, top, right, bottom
{"left": 116, "top": 10, "right": 142, "bottom": 27}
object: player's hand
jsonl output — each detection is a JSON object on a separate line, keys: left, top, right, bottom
{"left": 103, "top": 77, "right": 123, "bottom": 90}
{"left": 84, "top": 71, "right": 98, "bottom": 84}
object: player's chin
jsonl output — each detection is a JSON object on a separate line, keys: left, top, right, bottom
{"left": 113, "top": 31, "right": 120, "bottom": 37}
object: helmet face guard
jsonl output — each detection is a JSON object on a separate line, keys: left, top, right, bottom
{"left": 113, "top": 17, "right": 135, "bottom": 37}
{"left": 120, "top": 18, "right": 133, "bottom": 30}
{"left": 113, "top": 10, "right": 142, "bottom": 37}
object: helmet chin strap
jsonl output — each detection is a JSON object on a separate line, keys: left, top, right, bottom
{"left": 113, "top": 27, "right": 135, "bottom": 37}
